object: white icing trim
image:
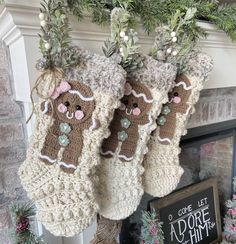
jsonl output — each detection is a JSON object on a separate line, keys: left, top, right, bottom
{"left": 89, "top": 117, "right": 97, "bottom": 131}
{"left": 168, "top": 98, "right": 173, "bottom": 103}
{"left": 183, "top": 104, "right": 192, "bottom": 116}
{"left": 66, "top": 111, "right": 74, "bottom": 119}
{"left": 157, "top": 136, "right": 171, "bottom": 144}
{"left": 175, "top": 81, "right": 193, "bottom": 90}
{"left": 58, "top": 161, "right": 77, "bottom": 169}
{"left": 100, "top": 150, "right": 115, "bottom": 156}
{"left": 145, "top": 114, "right": 153, "bottom": 127}
{"left": 39, "top": 154, "right": 56, "bottom": 164}
{"left": 69, "top": 90, "right": 94, "bottom": 101}
{"left": 125, "top": 108, "right": 132, "bottom": 115}
{"left": 118, "top": 154, "right": 134, "bottom": 161}
{"left": 42, "top": 101, "right": 49, "bottom": 114}
{"left": 131, "top": 90, "right": 153, "bottom": 103}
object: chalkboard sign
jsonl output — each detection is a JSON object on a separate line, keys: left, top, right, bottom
{"left": 149, "top": 178, "right": 222, "bottom": 244}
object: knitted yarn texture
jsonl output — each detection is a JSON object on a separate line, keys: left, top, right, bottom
{"left": 143, "top": 52, "right": 214, "bottom": 198}
{"left": 18, "top": 48, "right": 126, "bottom": 237}
{"left": 90, "top": 216, "right": 122, "bottom": 244}
{"left": 98, "top": 55, "right": 177, "bottom": 220}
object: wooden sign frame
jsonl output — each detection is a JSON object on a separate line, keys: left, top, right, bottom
{"left": 149, "top": 178, "right": 222, "bottom": 244}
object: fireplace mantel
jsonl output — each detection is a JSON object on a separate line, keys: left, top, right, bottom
{"left": 1, "top": 1, "right": 236, "bottom": 100}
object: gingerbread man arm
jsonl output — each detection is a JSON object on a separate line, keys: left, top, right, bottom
{"left": 40, "top": 100, "right": 53, "bottom": 115}
{"left": 136, "top": 114, "right": 151, "bottom": 126}
{"left": 80, "top": 117, "right": 100, "bottom": 131}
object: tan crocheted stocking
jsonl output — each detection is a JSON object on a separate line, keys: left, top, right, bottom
{"left": 98, "top": 55, "right": 177, "bottom": 220}
{"left": 91, "top": 216, "right": 122, "bottom": 244}
{"left": 143, "top": 52, "right": 213, "bottom": 197}
{"left": 18, "top": 49, "right": 126, "bottom": 236}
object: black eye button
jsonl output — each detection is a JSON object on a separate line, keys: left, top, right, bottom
{"left": 174, "top": 92, "right": 179, "bottom": 97}
{"left": 133, "top": 103, "right": 138, "bottom": 108}
{"left": 76, "top": 105, "right": 81, "bottom": 110}
{"left": 123, "top": 100, "right": 128, "bottom": 105}
{"left": 64, "top": 101, "right": 70, "bottom": 106}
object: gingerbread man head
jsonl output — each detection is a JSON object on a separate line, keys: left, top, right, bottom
{"left": 51, "top": 81, "right": 95, "bottom": 125}
{"left": 168, "top": 75, "right": 192, "bottom": 112}
{"left": 118, "top": 81, "right": 153, "bottom": 122}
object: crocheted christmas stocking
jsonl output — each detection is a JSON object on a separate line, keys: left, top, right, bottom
{"left": 18, "top": 48, "right": 126, "bottom": 236}
{"left": 98, "top": 55, "right": 176, "bottom": 220}
{"left": 143, "top": 52, "right": 213, "bottom": 197}
{"left": 91, "top": 216, "right": 122, "bottom": 244}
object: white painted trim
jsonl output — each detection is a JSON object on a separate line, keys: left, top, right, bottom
{"left": 0, "top": 3, "right": 236, "bottom": 49}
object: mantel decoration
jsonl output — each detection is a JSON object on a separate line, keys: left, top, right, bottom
{"left": 9, "top": 202, "right": 46, "bottom": 244}
{"left": 223, "top": 177, "right": 236, "bottom": 243}
{"left": 4, "top": 0, "right": 234, "bottom": 240}
{"left": 140, "top": 210, "right": 164, "bottom": 244}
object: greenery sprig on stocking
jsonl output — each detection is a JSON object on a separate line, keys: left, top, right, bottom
{"left": 140, "top": 210, "right": 164, "bottom": 244}
{"left": 37, "top": 0, "right": 80, "bottom": 71}
{"left": 103, "top": 4, "right": 144, "bottom": 72}
{"left": 10, "top": 202, "right": 46, "bottom": 244}
{"left": 150, "top": 8, "right": 201, "bottom": 74}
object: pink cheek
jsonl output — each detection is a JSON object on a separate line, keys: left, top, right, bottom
{"left": 75, "top": 110, "right": 85, "bottom": 120}
{"left": 173, "top": 96, "right": 181, "bottom": 104}
{"left": 119, "top": 103, "right": 126, "bottom": 110}
{"left": 57, "top": 104, "right": 67, "bottom": 113}
{"left": 133, "top": 108, "right": 141, "bottom": 116}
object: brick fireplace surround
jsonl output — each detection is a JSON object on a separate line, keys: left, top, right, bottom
{"left": 1, "top": 1, "right": 236, "bottom": 243}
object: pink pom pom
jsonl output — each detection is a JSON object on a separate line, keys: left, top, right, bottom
{"left": 75, "top": 110, "right": 85, "bottom": 120}
{"left": 133, "top": 107, "right": 141, "bottom": 116}
{"left": 60, "top": 81, "right": 71, "bottom": 92}
{"left": 57, "top": 103, "right": 67, "bottom": 113}
{"left": 51, "top": 90, "right": 60, "bottom": 100}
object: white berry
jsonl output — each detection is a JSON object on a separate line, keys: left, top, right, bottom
{"left": 172, "top": 37, "right": 177, "bottom": 42}
{"left": 172, "top": 50, "right": 178, "bottom": 56}
{"left": 39, "top": 13, "right": 45, "bottom": 20}
{"left": 171, "top": 31, "right": 176, "bottom": 37}
{"left": 45, "top": 43, "right": 51, "bottom": 50}
{"left": 120, "top": 47, "right": 123, "bottom": 53}
{"left": 120, "top": 31, "right": 126, "bottom": 38}
{"left": 123, "top": 35, "right": 129, "bottom": 42}
{"left": 167, "top": 48, "right": 172, "bottom": 54}
{"left": 40, "top": 20, "right": 47, "bottom": 27}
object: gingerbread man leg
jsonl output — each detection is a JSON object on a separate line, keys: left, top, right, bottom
{"left": 60, "top": 135, "right": 83, "bottom": 174}
{"left": 40, "top": 133, "right": 60, "bottom": 165}
{"left": 119, "top": 131, "right": 138, "bottom": 162}
{"left": 101, "top": 134, "right": 119, "bottom": 158}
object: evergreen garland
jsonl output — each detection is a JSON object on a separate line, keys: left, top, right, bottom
{"left": 9, "top": 202, "right": 46, "bottom": 244}
{"left": 140, "top": 210, "right": 164, "bottom": 244}
{"left": 67, "top": 0, "right": 236, "bottom": 43}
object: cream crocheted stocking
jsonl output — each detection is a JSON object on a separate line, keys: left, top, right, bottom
{"left": 98, "top": 55, "right": 176, "bottom": 220}
{"left": 143, "top": 52, "right": 213, "bottom": 198}
{"left": 18, "top": 49, "right": 126, "bottom": 236}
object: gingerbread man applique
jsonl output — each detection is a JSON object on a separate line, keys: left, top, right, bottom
{"left": 101, "top": 80, "right": 153, "bottom": 162}
{"left": 39, "top": 80, "right": 99, "bottom": 173}
{"left": 157, "top": 75, "right": 192, "bottom": 145}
